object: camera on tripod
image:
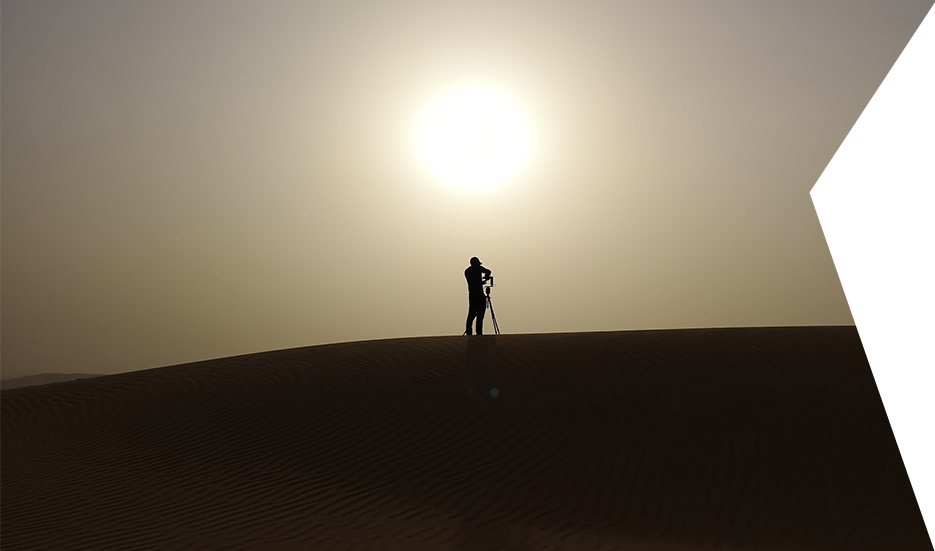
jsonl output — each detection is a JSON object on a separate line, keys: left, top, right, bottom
{"left": 483, "top": 275, "right": 494, "bottom": 296}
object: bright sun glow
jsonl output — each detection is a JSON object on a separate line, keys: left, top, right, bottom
{"left": 417, "top": 88, "right": 531, "bottom": 189}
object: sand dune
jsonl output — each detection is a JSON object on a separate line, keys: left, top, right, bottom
{"left": 2, "top": 327, "right": 930, "bottom": 550}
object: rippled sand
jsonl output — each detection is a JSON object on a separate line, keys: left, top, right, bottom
{"left": 2, "top": 327, "right": 930, "bottom": 550}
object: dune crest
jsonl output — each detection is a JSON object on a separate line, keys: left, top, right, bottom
{"left": 0, "top": 373, "right": 101, "bottom": 390}
{"left": 2, "top": 328, "right": 930, "bottom": 550}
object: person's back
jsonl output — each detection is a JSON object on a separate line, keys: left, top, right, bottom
{"left": 464, "top": 264, "right": 489, "bottom": 294}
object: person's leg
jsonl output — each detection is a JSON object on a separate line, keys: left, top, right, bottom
{"left": 472, "top": 296, "right": 487, "bottom": 336}
{"left": 466, "top": 307, "right": 476, "bottom": 335}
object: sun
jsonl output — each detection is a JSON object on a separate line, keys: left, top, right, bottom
{"left": 417, "top": 88, "right": 531, "bottom": 189}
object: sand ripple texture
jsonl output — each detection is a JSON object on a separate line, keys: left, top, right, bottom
{"left": 2, "top": 327, "right": 931, "bottom": 550}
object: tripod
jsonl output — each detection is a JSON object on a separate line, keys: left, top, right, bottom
{"left": 484, "top": 285, "right": 501, "bottom": 335}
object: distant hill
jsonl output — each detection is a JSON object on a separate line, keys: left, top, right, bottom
{"left": 1, "top": 373, "right": 101, "bottom": 390}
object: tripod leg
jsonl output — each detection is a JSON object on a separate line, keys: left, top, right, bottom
{"left": 487, "top": 297, "right": 501, "bottom": 335}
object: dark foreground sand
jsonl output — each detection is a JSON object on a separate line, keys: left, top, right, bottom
{"left": 2, "top": 327, "right": 930, "bottom": 550}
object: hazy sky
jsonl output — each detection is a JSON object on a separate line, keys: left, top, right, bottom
{"left": 2, "top": 0, "right": 932, "bottom": 379}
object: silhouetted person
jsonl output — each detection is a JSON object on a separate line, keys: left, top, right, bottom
{"left": 464, "top": 257, "right": 492, "bottom": 336}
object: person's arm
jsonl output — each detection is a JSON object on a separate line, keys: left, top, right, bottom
{"left": 482, "top": 267, "right": 492, "bottom": 282}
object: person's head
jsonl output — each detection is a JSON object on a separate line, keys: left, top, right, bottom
{"left": 470, "top": 257, "right": 481, "bottom": 266}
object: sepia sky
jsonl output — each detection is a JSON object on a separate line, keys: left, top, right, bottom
{"left": 2, "top": 0, "right": 932, "bottom": 379}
